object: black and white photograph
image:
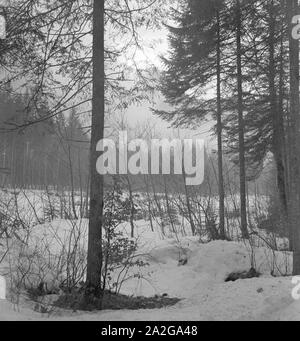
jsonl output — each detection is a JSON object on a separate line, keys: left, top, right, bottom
{"left": 0, "top": 0, "right": 300, "bottom": 324}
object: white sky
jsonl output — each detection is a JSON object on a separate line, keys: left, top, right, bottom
{"left": 123, "top": 27, "right": 216, "bottom": 149}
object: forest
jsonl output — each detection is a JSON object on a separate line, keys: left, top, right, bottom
{"left": 0, "top": 0, "right": 299, "bottom": 322}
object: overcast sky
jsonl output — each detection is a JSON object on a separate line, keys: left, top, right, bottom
{"left": 123, "top": 26, "right": 216, "bottom": 149}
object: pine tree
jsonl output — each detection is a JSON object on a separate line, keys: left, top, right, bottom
{"left": 223, "top": 0, "right": 290, "bottom": 221}
{"left": 155, "top": 0, "right": 227, "bottom": 239}
{"left": 235, "top": 0, "right": 249, "bottom": 239}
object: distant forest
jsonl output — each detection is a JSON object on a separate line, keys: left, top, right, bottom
{"left": 0, "top": 90, "right": 274, "bottom": 195}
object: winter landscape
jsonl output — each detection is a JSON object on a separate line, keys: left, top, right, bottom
{"left": 0, "top": 0, "right": 300, "bottom": 323}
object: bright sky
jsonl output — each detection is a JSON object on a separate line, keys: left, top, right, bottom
{"left": 123, "top": 26, "right": 216, "bottom": 149}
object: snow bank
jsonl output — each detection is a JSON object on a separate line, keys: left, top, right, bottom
{"left": 4, "top": 217, "right": 292, "bottom": 300}
{"left": 0, "top": 224, "right": 297, "bottom": 321}
{"left": 1, "top": 216, "right": 294, "bottom": 319}
{"left": 274, "top": 299, "right": 300, "bottom": 321}
{"left": 119, "top": 238, "right": 292, "bottom": 299}
{"left": 0, "top": 277, "right": 296, "bottom": 321}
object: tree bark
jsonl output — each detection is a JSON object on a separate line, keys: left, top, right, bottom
{"left": 268, "top": 2, "right": 288, "bottom": 219}
{"left": 216, "top": 9, "right": 226, "bottom": 240}
{"left": 287, "top": 0, "right": 300, "bottom": 275}
{"left": 182, "top": 169, "right": 196, "bottom": 235}
{"left": 278, "top": 32, "right": 289, "bottom": 216}
{"left": 126, "top": 176, "right": 135, "bottom": 238}
{"left": 236, "top": 0, "right": 249, "bottom": 239}
{"left": 86, "top": 0, "right": 105, "bottom": 296}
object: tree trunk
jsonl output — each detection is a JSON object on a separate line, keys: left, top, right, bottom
{"left": 163, "top": 176, "right": 176, "bottom": 236}
{"left": 216, "top": 9, "right": 226, "bottom": 240}
{"left": 287, "top": 0, "right": 300, "bottom": 275}
{"left": 236, "top": 0, "right": 249, "bottom": 239}
{"left": 144, "top": 175, "right": 154, "bottom": 232}
{"left": 268, "top": 1, "right": 288, "bottom": 218}
{"left": 278, "top": 32, "right": 289, "bottom": 216}
{"left": 182, "top": 170, "right": 196, "bottom": 235}
{"left": 126, "top": 176, "right": 135, "bottom": 238}
{"left": 151, "top": 177, "right": 165, "bottom": 235}
{"left": 86, "top": 0, "right": 105, "bottom": 296}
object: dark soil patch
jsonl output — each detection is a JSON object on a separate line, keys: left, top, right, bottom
{"left": 54, "top": 291, "right": 181, "bottom": 312}
{"left": 225, "top": 268, "right": 261, "bottom": 282}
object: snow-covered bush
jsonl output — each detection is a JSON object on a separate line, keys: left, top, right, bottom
{"left": 101, "top": 179, "right": 148, "bottom": 294}
{"left": 8, "top": 219, "right": 88, "bottom": 296}
{"left": 3, "top": 179, "right": 148, "bottom": 300}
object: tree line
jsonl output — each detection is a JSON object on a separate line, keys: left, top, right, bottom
{"left": 154, "top": 0, "right": 300, "bottom": 273}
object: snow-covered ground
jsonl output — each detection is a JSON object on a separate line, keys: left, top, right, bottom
{"left": 0, "top": 276, "right": 299, "bottom": 321}
{"left": 0, "top": 217, "right": 299, "bottom": 321}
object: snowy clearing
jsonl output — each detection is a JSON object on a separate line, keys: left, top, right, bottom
{"left": 0, "top": 219, "right": 299, "bottom": 321}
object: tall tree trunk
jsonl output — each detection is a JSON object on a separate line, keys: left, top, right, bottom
{"left": 126, "top": 176, "right": 135, "bottom": 238}
{"left": 287, "top": 0, "right": 300, "bottom": 275}
{"left": 144, "top": 175, "right": 154, "bottom": 232}
{"left": 278, "top": 27, "right": 289, "bottom": 216}
{"left": 163, "top": 176, "right": 176, "bottom": 236}
{"left": 216, "top": 9, "right": 226, "bottom": 240}
{"left": 151, "top": 177, "right": 165, "bottom": 235}
{"left": 67, "top": 145, "right": 78, "bottom": 220}
{"left": 268, "top": 1, "right": 288, "bottom": 216}
{"left": 236, "top": 0, "right": 249, "bottom": 239}
{"left": 182, "top": 169, "right": 196, "bottom": 235}
{"left": 86, "top": 0, "right": 105, "bottom": 296}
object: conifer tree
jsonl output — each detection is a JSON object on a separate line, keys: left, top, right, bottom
{"left": 155, "top": 0, "right": 228, "bottom": 239}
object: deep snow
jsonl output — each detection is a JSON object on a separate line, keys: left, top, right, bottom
{"left": 0, "top": 270, "right": 299, "bottom": 321}
{"left": 0, "top": 218, "right": 299, "bottom": 320}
